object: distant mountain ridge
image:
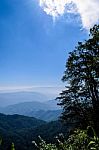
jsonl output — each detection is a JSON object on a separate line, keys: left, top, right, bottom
{"left": 0, "top": 100, "right": 61, "bottom": 121}
{"left": 0, "top": 91, "right": 61, "bottom": 121}
{"left": 0, "top": 101, "right": 54, "bottom": 114}
{"left": 0, "top": 91, "right": 48, "bottom": 107}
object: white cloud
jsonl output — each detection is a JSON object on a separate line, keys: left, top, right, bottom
{"left": 39, "top": 0, "right": 99, "bottom": 29}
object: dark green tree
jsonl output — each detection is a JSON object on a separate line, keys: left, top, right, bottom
{"left": 57, "top": 25, "right": 99, "bottom": 134}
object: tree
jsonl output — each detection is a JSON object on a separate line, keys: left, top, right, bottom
{"left": 57, "top": 25, "right": 99, "bottom": 134}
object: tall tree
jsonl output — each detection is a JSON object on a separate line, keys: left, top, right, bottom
{"left": 57, "top": 25, "right": 99, "bottom": 134}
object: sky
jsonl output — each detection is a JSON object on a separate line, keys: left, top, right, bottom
{"left": 0, "top": 0, "right": 99, "bottom": 95}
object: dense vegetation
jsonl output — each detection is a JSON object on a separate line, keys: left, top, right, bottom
{"left": 34, "top": 126, "right": 99, "bottom": 150}
{"left": 0, "top": 113, "right": 70, "bottom": 150}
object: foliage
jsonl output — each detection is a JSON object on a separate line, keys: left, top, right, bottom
{"left": 33, "top": 127, "right": 99, "bottom": 150}
{"left": 11, "top": 143, "right": 15, "bottom": 150}
{"left": 32, "top": 136, "right": 58, "bottom": 150}
{"left": 57, "top": 24, "right": 99, "bottom": 133}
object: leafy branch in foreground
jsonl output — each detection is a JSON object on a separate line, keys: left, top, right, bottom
{"left": 33, "top": 126, "right": 99, "bottom": 150}
{"left": 11, "top": 143, "right": 15, "bottom": 150}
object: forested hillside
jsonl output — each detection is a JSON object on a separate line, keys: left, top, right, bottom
{"left": 0, "top": 113, "right": 70, "bottom": 150}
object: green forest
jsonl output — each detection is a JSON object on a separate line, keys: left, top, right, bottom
{"left": 0, "top": 24, "right": 99, "bottom": 150}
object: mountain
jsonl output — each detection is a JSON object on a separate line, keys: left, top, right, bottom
{"left": 0, "top": 113, "right": 45, "bottom": 150}
{"left": 0, "top": 91, "right": 48, "bottom": 107}
{"left": 0, "top": 101, "right": 55, "bottom": 115}
{"left": 45, "top": 99, "right": 60, "bottom": 110}
{"left": 0, "top": 113, "right": 72, "bottom": 150}
{"left": 0, "top": 113, "right": 45, "bottom": 131}
{"left": 27, "top": 109, "right": 62, "bottom": 121}
{"left": 0, "top": 100, "right": 61, "bottom": 121}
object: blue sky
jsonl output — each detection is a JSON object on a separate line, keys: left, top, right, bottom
{"left": 0, "top": 0, "right": 98, "bottom": 93}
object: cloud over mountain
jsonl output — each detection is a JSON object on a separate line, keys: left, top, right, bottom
{"left": 39, "top": 0, "right": 99, "bottom": 29}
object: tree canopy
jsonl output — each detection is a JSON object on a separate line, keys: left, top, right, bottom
{"left": 57, "top": 25, "right": 99, "bottom": 134}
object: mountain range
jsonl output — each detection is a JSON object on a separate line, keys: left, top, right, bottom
{"left": 0, "top": 91, "right": 49, "bottom": 107}
{"left": 0, "top": 101, "right": 61, "bottom": 121}
{"left": 0, "top": 92, "right": 73, "bottom": 150}
{"left": 0, "top": 92, "right": 61, "bottom": 121}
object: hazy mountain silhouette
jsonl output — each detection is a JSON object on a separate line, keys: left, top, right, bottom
{"left": 0, "top": 101, "right": 54, "bottom": 114}
{"left": 0, "top": 91, "right": 48, "bottom": 107}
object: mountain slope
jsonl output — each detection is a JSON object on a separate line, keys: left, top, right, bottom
{"left": 27, "top": 109, "right": 62, "bottom": 121}
{"left": 0, "top": 113, "right": 72, "bottom": 150}
{"left": 0, "top": 101, "right": 54, "bottom": 115}
{"left": 0, "top": 113, "right": 45, "bottom": 131}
